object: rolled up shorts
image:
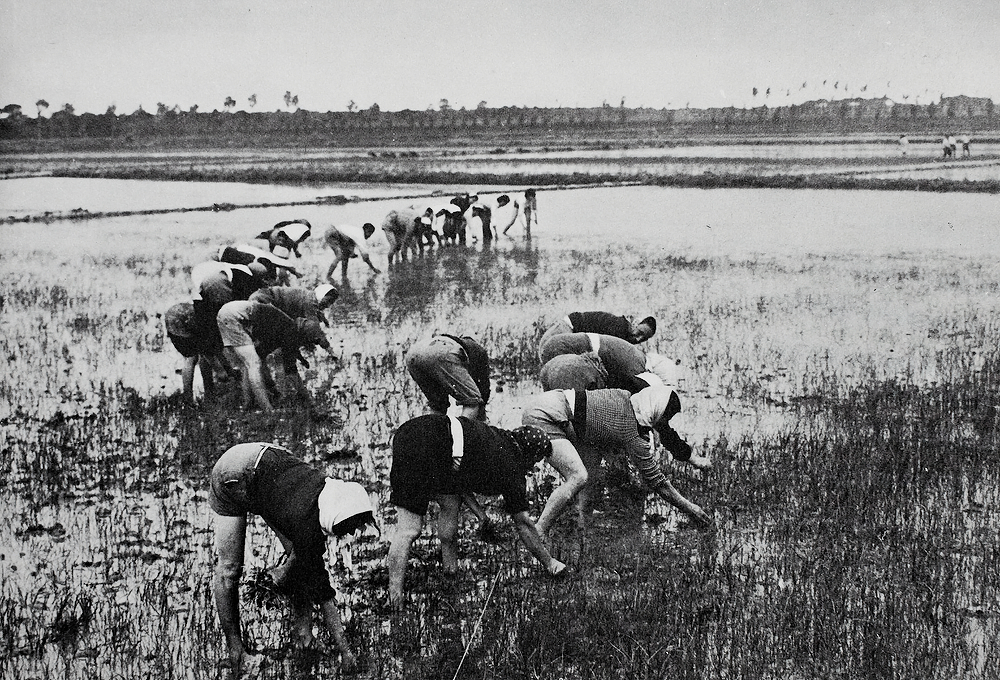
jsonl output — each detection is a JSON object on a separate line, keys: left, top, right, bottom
{"left": 406, "top": 336, "right": 484, "bottom": 411}
{"left": 520, "top": 391, "right": 574, "bottom": 441}
{"left": 216, "top": 301, "right": 254, "bottom": 348}
{"left": 209, "top": 442, "right": 272, "bottom": 516}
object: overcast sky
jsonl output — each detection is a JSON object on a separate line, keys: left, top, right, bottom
{"left": 1, "top": 0, "right": 997, "bottom": 116}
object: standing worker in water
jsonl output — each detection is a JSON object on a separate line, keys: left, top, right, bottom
{"left": 522, "top": 188, "right": 538, "bottom": 233}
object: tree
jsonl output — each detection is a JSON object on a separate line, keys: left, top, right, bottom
{"left": 347, "top": 100, "right": 357, "bottom": 112}
{"left": 477, "top": 101, "right": 488, "bottom": 109}
{"left": 368, "top": 102, "right": 380, "bottom": 114}
{"left": 439, "top": 98, "right": 451, "bottom": 111}
{"left": 105, "top": 104, "right": 117, "bottom": 116}
{"left": 1, "top": 104, "right": 23, "bottom": 118}
{"left": 36, "top": 99, "right": 49, "bottom": 117}
{"left": 156, "top": 102, "right": 169, "bottom": 115}
{"left": 60, "top": 103, "right": 75, "bottom": 115}
{"left": 188, "top": 104, "right": 199, "bottom": 114}
{"left": 291, "top": 94, "right": 299, "bottom": 110}
{"left": 224, "top": 96, "right": 236, "bottom": 111}
{"left": 284, "top": 91, "right": 293, "bottom": 109}
{"left": 248, "top": 94, "right": 257, "bottom": 108}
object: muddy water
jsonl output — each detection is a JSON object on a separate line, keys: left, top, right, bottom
{"left": 2, "top": 180, "right": 999, "bottom": 678}
{"left": 5, "top": 179, "right": 997, "bottom": 255}
{"left": 0, "top": 176, "right": 433, "bottom": 219}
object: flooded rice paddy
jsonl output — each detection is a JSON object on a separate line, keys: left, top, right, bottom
{"left": 1, "top": 179, "right": 999, "bottom": 678}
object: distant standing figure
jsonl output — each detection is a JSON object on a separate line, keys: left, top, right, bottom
{"left": 211, "top": 442, "right": 375, "bottom": 675}
{"left": 942, "top": 135, "right": 953, "bottom": 159}
{"left": 387, "top": 415, "right": 565, "bottom": 608}
{"left": 961, "top": 134, "right": 971, "bottom": 157}
{"left": 406, "top": 334, "right": 491, "bottom": 421}
{"left": 950, "top": 135, "right": 958, "bottom": 158}
{"left": 522, "top": 188, "right": 538, "bottom": 232}
{"left": 898, "top": 134, "right": 909, "bottom": 157}
{"left": 324, "top": 223, "right": 380, "bottom": 280}
{"left": 381, "top": 208, "right": 423, "bottom": 262}
{"left": 256, "top": 219, "right": 312, "bottom": 258}
{"left": 216, "top": 300, "right": 333, "bottom": 411}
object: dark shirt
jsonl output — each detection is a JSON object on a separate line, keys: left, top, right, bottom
{"left": 246, "top": 447, "right": 334, "bottom": 605}
{"left": 450, "top": 195, "right": 475, "bottom": 213}
{"left": 241, "top": 302, "right": 304, "bottom": 371}
{"left": 165, "top": 302, "right": 212, "bottom": 356}
{"left": 568, "top": 311, "right": 633, "bottom": 341}
{"left": 250, "top": 287, "right": 323, "bottom": 325}
{"left": 390, "top": 415, "right": 529, "bottom": 515}
{"left": 199, "top": 271, "right": 237, "bottom": 310}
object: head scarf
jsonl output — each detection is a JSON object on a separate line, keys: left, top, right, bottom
{"left": 318, "top": 479, "right": 376, "bottom": 536}
{"left": 630, "top": 385, "right": 681, "bottom": 429}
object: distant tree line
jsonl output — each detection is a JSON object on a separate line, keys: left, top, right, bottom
{"left": 1, "top": 96, "right": 996, "bottom": 144}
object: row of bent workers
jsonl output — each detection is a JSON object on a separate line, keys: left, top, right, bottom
{"left": 163, "top": 219, "right": 709, "bottom": 675}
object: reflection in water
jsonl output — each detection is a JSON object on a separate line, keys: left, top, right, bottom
{"left": 328, "top": 239, "right": 544, "bottom": 327}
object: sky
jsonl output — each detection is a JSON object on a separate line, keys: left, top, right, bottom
{"left": 1, "top": 0, "right": 998, "bottom": 116}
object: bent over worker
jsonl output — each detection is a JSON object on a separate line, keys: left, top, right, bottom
{"left": 538, "top": 311, "right": 656, "bottom": 359}
{"left": 539, "top": 331, "right": 682, "bottom": 394}
{"left": 387, "top": 415, "right": 565, "bottom": 608}
{"left": 405, "top": 334, "right": 491, "bottom": 421}
{"left": 211, "top": 442, "right": 376, "bottom": 676}
{"left": 216, "top": 300, "right": 334, "bottom": 412}
{"left": 521, "top": 385, "right": 711, "bottom": 537}
{"left": 324, "top": 223, "right": 380, "bottom": 280}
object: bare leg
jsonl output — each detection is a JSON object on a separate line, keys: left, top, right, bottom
{"left": 197, "top": 355, "right": 216, "bottom": 400}
{"left": 230, "top": 345, "right": 273, "bottom": 412}
{"left": 436, "top": 494, "right": 462, "bottom": 574}
{"left": 326, "top": 251, "right": 343, "bottom": 283}
{"left": 573, "top": 441, "right": 605, "bottom": 530}
{"left": 319, "top": 599, "right": 356, "bottom": 671}
{"left": 181, "top": 355, "right": 198, "bottom": 403}
{"left": 388, "top": 506, "right": 424, "bottom": 609}
{"left": 290, "top": 598, "right": 314, "bottom": 649}
{"left": 535, "top": 439, "right": 588, "bottom": 538}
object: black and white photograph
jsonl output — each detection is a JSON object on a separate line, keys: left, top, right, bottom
{"left": 1, "top": 1, "right": 999, "bottom": 678}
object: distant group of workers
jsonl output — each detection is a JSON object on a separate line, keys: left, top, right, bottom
{"left": 324, "top": 188, "right": 538, "bottom": 279}
{"left": 897, "top": 133, "right": 972, "bottom": 158}
{"left": 163, "top": 189, "right": 539, "bottom": 413}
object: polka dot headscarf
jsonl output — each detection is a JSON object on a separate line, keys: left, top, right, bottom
{"left": 510, "top": 426, "right": 552, "bottom": 466}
